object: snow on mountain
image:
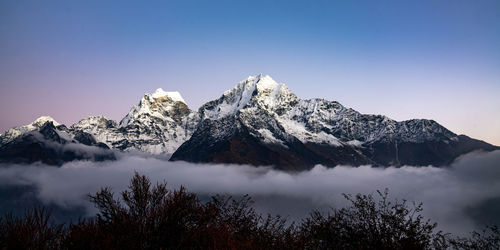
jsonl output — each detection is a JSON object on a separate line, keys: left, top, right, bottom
{"left": 151, "top": 88, "right": 186, "bottom": 103}
{"left": 198, "top": 75, "right": 458, "bottom": 147}
{"left": 199, "top": 76, "right": 259, "bottom": 120}
{"left": 279, "top": 97, "right": 459, "bottom": 145}
{"left": 70, "top": 89, "right": 200, "bottom": 156}
{"left": 170, "top": 75, "right": 372, "bottom": 167}
{"left": 71, "top": 116, "right": 117, "bottom": 134}
{"left": 0, "top": 116, "right": 61, "bottom": 145}
{"left": 70, "top": 116, "right": 121, "bottom": 148}
{"left": 2, "top": 74, "right": 496, "bottom": 168}
{"left": 0, "top": 115, "right": 112, "bottom": 149}
{"left": 172, "top": 74, "right": 498, "bottom": 168}
{"left": 31, "top": 116, "right": 60, "bottom": 127}
{"left": 0, "top": 120, "right": 115, "bottom": 166}
{"left": 120, "top": 88, "right": 191, "bottom": 127}
{"left": 200, "top": 74, "right": 298, "bottom": 119}
{"left": 199, "top": 75, "right": 343, "bottom": 147}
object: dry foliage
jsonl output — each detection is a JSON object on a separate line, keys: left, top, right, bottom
{"left": 1, "top": 173, "right": 498, "bottom": 249}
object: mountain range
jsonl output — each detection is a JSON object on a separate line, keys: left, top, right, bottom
{"left": 1, "top": 75, "right": 497, "bottom": 170}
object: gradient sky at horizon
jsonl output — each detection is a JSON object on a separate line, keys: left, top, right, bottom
{"left": 1, "top": 0, "right": 499, "bottom": 145}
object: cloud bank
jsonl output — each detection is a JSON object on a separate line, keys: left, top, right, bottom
{"left": 1, "top": 150, "right": 500, "bottom": 235}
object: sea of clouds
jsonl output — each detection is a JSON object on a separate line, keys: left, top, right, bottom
{"left": 1, "top": 150, "right": 499, "bottom": 236}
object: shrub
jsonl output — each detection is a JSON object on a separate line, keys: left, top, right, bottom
{"left": 0, "top": 207, "right": 64, "bottom": 249}
{"left": 448, "top": 225, "right": 500, "bottom": 250}
{"left": 1, "top": 173, "right": 498, "bottom": 249}
{"left": 299, "top": 189, "right": 447, "bottom": 249}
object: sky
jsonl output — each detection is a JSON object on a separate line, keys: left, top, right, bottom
{"left": 1, "top": 0, "right": 499, "bottom": 145}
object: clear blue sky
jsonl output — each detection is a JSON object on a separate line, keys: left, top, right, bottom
{"left": 1, "top": 0, "right": 499, "bottom": 145}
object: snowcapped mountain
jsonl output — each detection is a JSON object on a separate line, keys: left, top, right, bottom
{"left": 0, "top": 116, "right": 60, "bottom": 145}
{"left": 115, "top": 88, "right": 200, "bottom": 154}
{"left": 1, "top": 74, "right": 497, "bottom": 168}
{"left": 0, "top": 118, "right": 114, "bottom": 165}
{"left": 71, "top": 88, "right": 200, "bottom": 156}
{"left": 171, "top": 74, "right": 498, "bottom": 169}
{"left": 171, "top": 75, "right": 373, "bottom": 169}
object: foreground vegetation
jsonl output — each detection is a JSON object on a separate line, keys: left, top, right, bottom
{"left": 1, "top": 173, "right": 498, "bottom": 249}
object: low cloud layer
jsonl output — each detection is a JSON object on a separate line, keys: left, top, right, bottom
{"left": 1, "top": 150, "right": 500, "bottom": 235}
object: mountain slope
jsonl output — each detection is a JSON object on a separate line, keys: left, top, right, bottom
{"left": 0, "top": 120, "right": 115, "bottom": 166}
{"left": 71, "top": 88, "right": 200, "bottom": 156}
{"left": 171, "top": 75, "right": 498, "bottom": 169}
{"left": 0, "top": 116, "right": 61, "bottom": 145}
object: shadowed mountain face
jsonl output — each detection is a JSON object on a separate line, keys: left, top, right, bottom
{"left": 0, "top": 122, "right": 115, "bottom": 166}
{"left": 170, "top": 116, "right": 374, "bottom": 171}
{"left": 360, "top": 135, "right": 498, "bottom": 166}
{"left": 1, "top": 75, "right": 497, "bottom": 169}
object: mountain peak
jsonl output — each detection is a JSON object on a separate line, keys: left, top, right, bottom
{"left": 72, "top": 116, "right": 117, "bottom": 132}
{"left": 119, "top": 88, "right": 195, "bottom": 128}
{"left": 32, "top": 116, "right": 60, "bottom": 127}
{"left": 200, "top": 75, "right": 298, "bottom": 120}
{"left": 0, "top": 116, "right": 61, "bottom": 145}
{"left": 255, "top": 74, "right": 279, "bottom": 90}
{"left": 151, "top": 88, "right": 186, "bottom": 103}
{"left": 242, "top": 74, "right": 279, "bottom": 90}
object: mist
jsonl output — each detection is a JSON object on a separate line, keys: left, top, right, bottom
{"left": 1, "top": 150, "right": 499, "bottom": 236}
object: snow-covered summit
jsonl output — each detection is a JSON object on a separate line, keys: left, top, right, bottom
{"left": 151, "top": 88, "right": 186, "bottom": 103}
{"left": 99, "top": 88, "right": 201, "bottom": 155}
{"left": 201, "top": 74, "right": 298, "bottom": 119}
{"left": 196, "top": 74, "right": 464, "bottom": 150}
{"left": 31, "top": 116, "right": 60, "bottom": 127}
{"left": 71, "top": 116, "right": 117, "bottom": 132}
{"left": 257, "top": 74, "right": 280, "bottom": 90}
{"left": 244, "top": 74, "right": 278, "bottom": 90}
{"left": 235, "top": 74, "right": 283, "bottom": 94}
{"left": 252, "top": 75, "right": 298, "bottom": 112}
{"left": 0, "top": 116, "right": 61, "bottom": 145}
{"left": 120, "top": 89, "right": 191, "bottom": 127}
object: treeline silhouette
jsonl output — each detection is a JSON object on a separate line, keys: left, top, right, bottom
{"left": 1, "top": 172, "right": 499, "bottom": 249}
